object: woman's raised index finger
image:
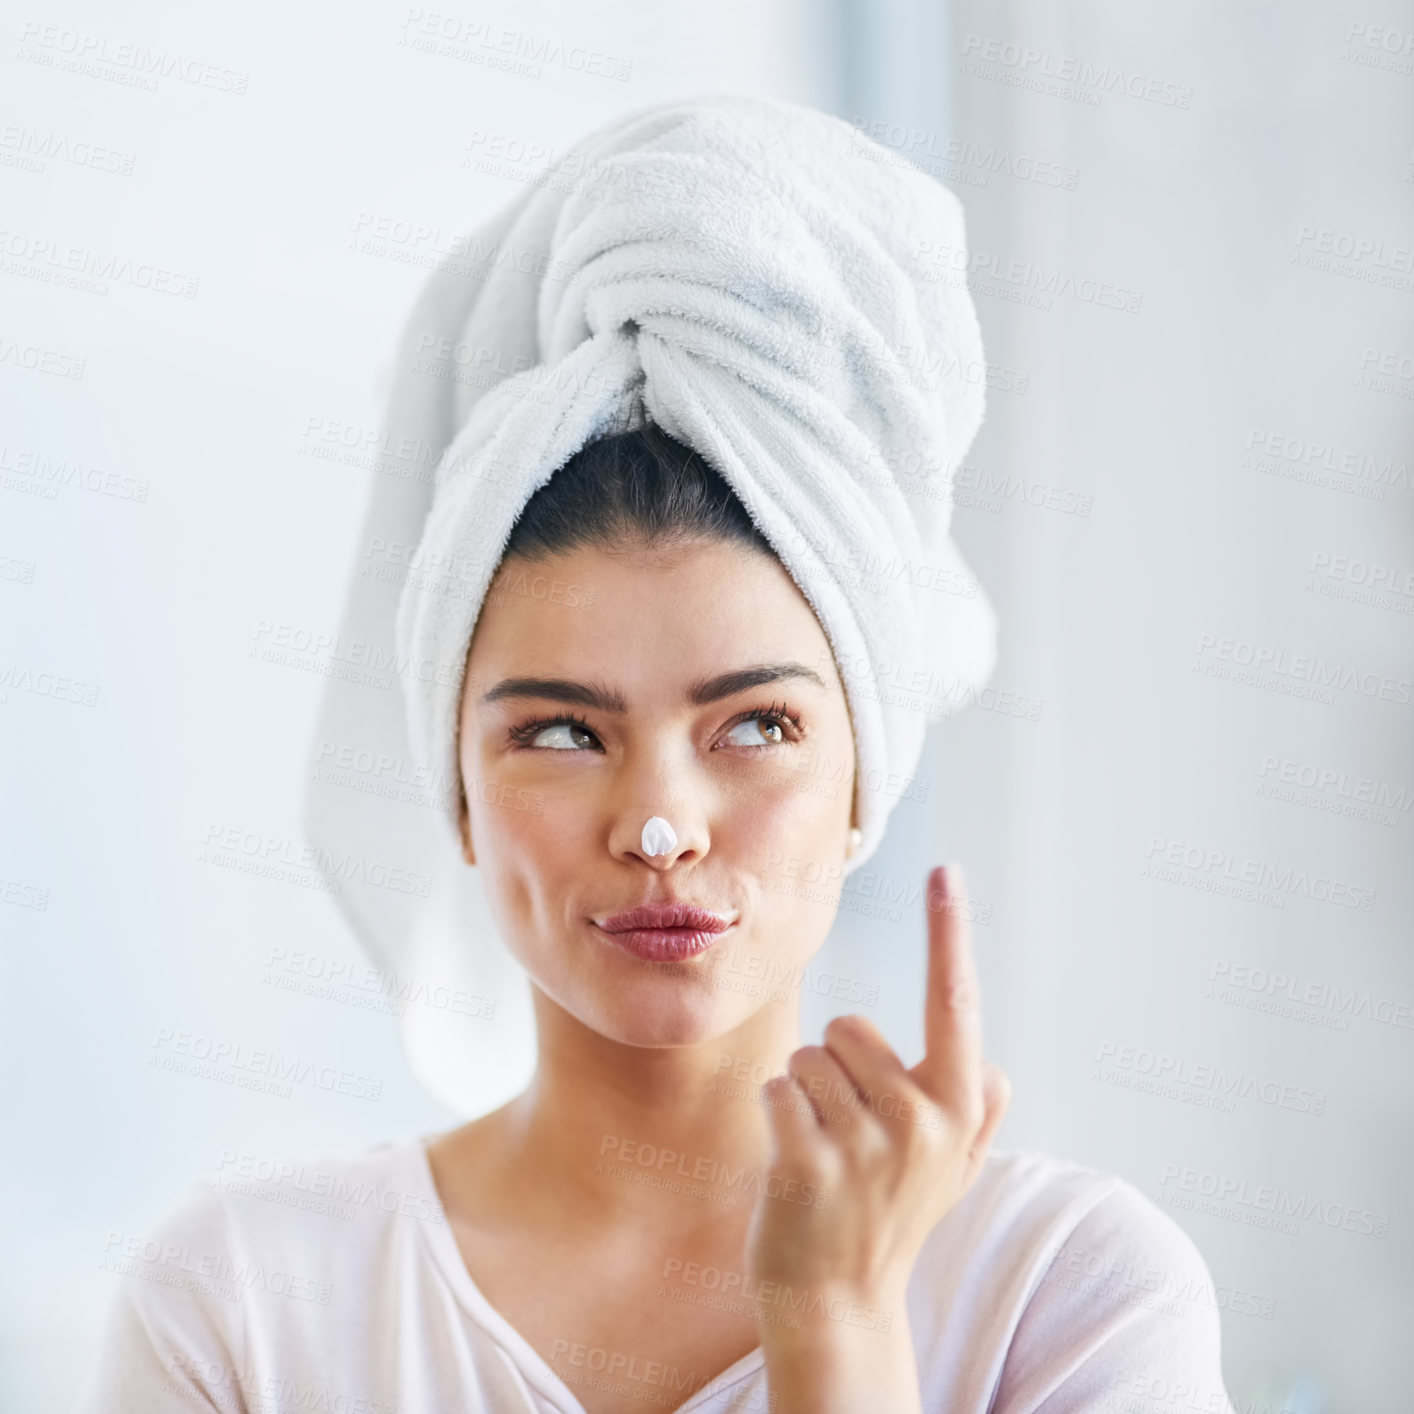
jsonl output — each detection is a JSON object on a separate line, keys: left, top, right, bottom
{"left": 914, "top": 863, "right": 984, "bottom": 1106}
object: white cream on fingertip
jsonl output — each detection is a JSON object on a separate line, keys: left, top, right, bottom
{"left": 641, "top": 817, "right": 677, "bottom": 856}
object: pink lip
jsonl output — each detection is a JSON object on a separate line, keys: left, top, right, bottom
{"left": 594, "top": 904, "right": 735, "bottom": 962}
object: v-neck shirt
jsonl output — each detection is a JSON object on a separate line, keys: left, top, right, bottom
{"left": 75, "top": 1134, "right": 1236, "bottom": 1413}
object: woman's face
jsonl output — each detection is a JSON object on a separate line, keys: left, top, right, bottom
{"left": 457, "top": 535, "right": 858, "bottom": 1047}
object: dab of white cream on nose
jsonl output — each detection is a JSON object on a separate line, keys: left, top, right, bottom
{"left": 641, "top": 817, "right": 677, "bottom": 856}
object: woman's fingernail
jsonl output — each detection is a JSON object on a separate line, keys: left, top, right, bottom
{"left": 928, "top": 864, "right": 949, "bottom": 910}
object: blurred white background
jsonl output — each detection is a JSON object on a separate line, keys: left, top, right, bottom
{"left": 2, "top": 2, "right": 1411, "bottom": 1410}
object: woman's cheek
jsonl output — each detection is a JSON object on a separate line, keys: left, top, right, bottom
{"left": 747, "top": 761, "right": 848, "bottom": 846}
{"left": 465, "top": 765, "right": 567, "bottom": 867}
{"left": 733, "top": 781, "right": 847, "bottom": 907}
{"left": 469, "top": 796, "right": 577, "bottom": 972}
{"left": 484, "top": 775, "right": 539, "bottom": 816}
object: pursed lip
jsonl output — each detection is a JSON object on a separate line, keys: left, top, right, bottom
{"left": 595, "top": 903, "right": 735, "bottom": 934}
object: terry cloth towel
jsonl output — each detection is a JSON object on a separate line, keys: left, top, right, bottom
{"left": 303, "top": 94, "right": 997, "bottom": 1117}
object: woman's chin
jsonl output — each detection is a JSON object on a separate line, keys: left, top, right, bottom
{"left": 580, "top": 984, "right": 748, "bottom": 1048}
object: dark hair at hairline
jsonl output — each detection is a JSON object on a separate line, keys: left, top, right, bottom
{"left": 499, "top": 422, "right": 776, "bottom": 564}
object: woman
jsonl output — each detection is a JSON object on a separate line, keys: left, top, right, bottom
{"left": 78, "top": 97, "right": 1234, "bottom": 1413}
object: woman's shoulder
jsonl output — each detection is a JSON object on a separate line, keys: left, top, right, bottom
{"left": 199, "top": 1131, "right": 446, "bottom": 1233}
{"left": 931, "top": 1144, "right": 1225, "bottom": 1316}
{"left": 76, "top": 1136, "right": 446, "bottom": 1411}
{"left": 115, "top": 1132, "right": 444, "bottom": 1293}
{"left": 913, "top": 1147, "right": 1235, "bottom": 1413}
{"left": 949, "top": 1146, "right": 1199, "bottom": 1253}
{"left": 960, "top": 1145, "right": 1219, "bottom": 1291}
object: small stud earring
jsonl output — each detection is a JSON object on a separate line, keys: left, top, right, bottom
{"left": 847, "top": 826, "right": 862, "bottom": 855}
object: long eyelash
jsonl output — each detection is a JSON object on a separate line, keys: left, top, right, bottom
{"left": 732, "top": 700, "right": 805, "bottom": 746}
{"left": 508, "top": 711, "right": 598, "bottom": 748}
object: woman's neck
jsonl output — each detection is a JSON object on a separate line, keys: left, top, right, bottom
{"left": 436, "top": 990, "right": 803, "bottom": 1246}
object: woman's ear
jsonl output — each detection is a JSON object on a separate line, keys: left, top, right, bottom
{"left": 457, "top": 792, "right": 476, "bottom": 868}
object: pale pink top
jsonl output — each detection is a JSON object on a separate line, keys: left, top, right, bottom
{"left": 75, "top": 1134, "right": 1236, "bottom": 1413}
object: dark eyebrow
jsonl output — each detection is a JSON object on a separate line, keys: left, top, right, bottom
{"left": 480, "top": 662, "right": 828, "bottom": 712}
{"left": 688, "top": 663, "right": 828, "bottom": 705}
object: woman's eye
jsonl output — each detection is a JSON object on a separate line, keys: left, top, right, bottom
{"left": 526, "top": 722, "right": 596, "bottom": 750}
{"left": 723, "top": 715, "right": 786, "bottom": 748}
{"left": 514, "top": 710, "right": 794, "bottom": 752}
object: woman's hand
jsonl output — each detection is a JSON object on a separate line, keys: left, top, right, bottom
{"left": 743, "top": 863, "right": 1011, "bottom": 1410}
